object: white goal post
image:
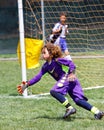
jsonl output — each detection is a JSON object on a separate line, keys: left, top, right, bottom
{"left": 17, "top": 0, "right": 45, "bottom": 97}
{"left": 17, "top": 0, "right": 27, "bottom": 97}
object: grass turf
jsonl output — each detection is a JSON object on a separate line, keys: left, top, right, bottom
{"left": 0, "top": 58, "right": 104, "bottom": 130}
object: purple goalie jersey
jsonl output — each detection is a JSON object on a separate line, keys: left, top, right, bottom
{"left": 28, "top": 57, "right": 88, "bottom": 102}
{"left": 28, "top": 58, "right": 76, "bottom": 86}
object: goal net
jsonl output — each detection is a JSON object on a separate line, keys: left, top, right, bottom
{"left": 23, "top": 0, "right": 104, "bottom": 94}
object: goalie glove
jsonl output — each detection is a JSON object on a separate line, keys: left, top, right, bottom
{"left": 17, "top": 81, "right": 29, "bottom": 94}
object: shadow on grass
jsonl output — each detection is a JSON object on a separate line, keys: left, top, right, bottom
{"left": 9, "top": 93, "right": 21, "bottom": 96}
{"left": 32, "top": 115, "right": 77, "bottom": 122}
{"left": 9, "top": 93, "right": 24, "bottom": 98}
{"left": 32, "top": 115, "right": 95, "bottom": 121}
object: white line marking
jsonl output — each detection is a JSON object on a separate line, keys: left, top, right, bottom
{"left": 0, "top": 86, "right": 104, "bottom": 99}
{"left": 83, "top": 86, "right": 104, "bottom": 90}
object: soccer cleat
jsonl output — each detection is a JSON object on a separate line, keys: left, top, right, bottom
{"left": 63, "top": 108, "right": 76, "bottom": 119}
{"left": 94, "top": 111, "right": 104, "bottom": 120}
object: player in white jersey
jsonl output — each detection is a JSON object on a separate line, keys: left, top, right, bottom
{"left": 50, "top": 12, "right": 69, "bottom": 56}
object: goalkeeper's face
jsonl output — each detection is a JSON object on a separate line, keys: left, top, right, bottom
{"left": 42, "top": 48, "right": 51, "bottom": 62}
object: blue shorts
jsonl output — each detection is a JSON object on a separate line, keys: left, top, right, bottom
{"left": 59, "top": 37, "right": 68, "bottom": 52}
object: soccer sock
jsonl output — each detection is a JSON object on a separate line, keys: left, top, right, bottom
{"left": 91, "top": 106, "right": 100, "bottom": 114}
{"left": 62, "top": 99, "right": 73, "bottom": 109}
{"left": 50, "top": 90, "right": 73, "bottom": 109}
{"left": 76, "top": 99, "right": 92, "bottom": 111}
{"left": 66, "top": 105, "right": 74, "bottom": 110}
{"left": 76, "top": 99, "right": 100, "bottom": 114}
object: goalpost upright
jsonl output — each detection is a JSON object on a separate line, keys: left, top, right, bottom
{"left": 17, "top": 0, "right": 45, "bottom": 97}
{"left": 17, "top": 0, "right": 27, "bottom": 97}
{"left": 41, "top": 0, "right": 45, "bottom": 43}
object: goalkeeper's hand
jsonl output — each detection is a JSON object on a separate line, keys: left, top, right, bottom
{"left": 17, "top": 81, "right": 29, "bottom": 94}
{"left": 67, "top": 73, "right": 76, "bottom": 82}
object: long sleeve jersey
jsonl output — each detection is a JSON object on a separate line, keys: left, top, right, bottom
{"left": 28, "top": 57, "right": 76, "bottom": 86}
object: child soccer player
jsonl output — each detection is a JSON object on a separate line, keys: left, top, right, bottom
{"left": 49, "top": 12, "right": 69, "bottom": 56}
{"left": 17, "top": 43, "right": 104, "bottom": 120}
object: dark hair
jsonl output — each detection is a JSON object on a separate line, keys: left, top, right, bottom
{"left": 42, "top": 43, "right": 62, "bottom": 59}
{"left": 60, "top": 12, "right": 67, "bottom": 17}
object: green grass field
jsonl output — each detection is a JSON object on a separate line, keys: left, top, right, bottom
{"left": 0, "top": 58, "right": 104, "bottom": 130}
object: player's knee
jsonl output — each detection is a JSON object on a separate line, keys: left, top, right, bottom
{"left": 71, "top": 99, "right": 80, "bottom": 105}
{"left": 75, "top": 100, "right": 80, "bottom": 105}
{"left": 50, "top": 90, "right": 54, "bottom": 96}
{"left": 50, "top": 90, "right": 56, "bottom": 97}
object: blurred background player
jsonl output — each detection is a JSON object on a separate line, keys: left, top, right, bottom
{"left": 17, "top": 43, "right": 104, "bottom": 120}
{"left": 49, "top": 12, "right": 69, "bottom": 56}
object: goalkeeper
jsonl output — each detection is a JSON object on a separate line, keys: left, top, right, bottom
{"left": 17, "top": 43, "right": 104, "bottom": 120}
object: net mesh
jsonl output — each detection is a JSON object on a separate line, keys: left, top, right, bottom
{"left": 24, "top": 0, "right": 104, "bottom": 92}
{"left": 24, "top": 0, "right": 104, "bottom": 53}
